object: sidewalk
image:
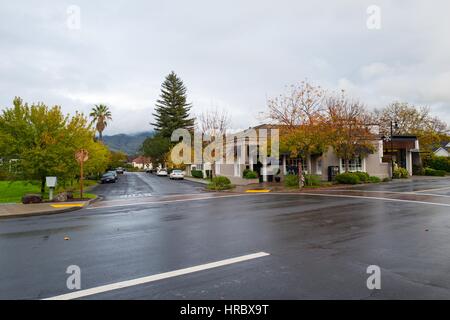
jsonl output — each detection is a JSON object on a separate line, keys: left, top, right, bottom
{"left": 183, "top": 176, "right": 209, "bottom": 185}
{"left": 0, "top": 200, "right": 93, "bottom": 219}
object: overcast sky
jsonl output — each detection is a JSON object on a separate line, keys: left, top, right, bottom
{"left": 1, "top": 0, "right": 449, "bottom": 134}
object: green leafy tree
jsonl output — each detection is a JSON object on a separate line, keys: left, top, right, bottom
{"left": 109, "top": 151, "right": 128, "bottom": 169}
{"left": 141, "top": 134, "right": 171, "bottom": 166}
{"left": 0, "top": 97, "right": 109, "bottom": 194}
{"left": 374, "top": 102, "right": 449, "bottom": 152}
{"left": 151, "top": 71, "right": 194, "bottom": 138}
{"left": 90, "top": 104, "right": 112, "bottom": 140}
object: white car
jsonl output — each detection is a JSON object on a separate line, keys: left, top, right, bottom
{"left": 169, "top": 170, "right": 185, "bottom": 180}
{"left": 156, "top": 169, "right": 168, "bottom": 176}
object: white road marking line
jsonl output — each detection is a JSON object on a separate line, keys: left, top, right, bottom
{"left": 43, "top": 252, "right": 270, "bottom": 300}
{"left": 87, "top": 193, "right": 262, "bottom": 210}
{"left": 117, "top": 193, "right": 153, "bottom": 199}
{"left": 325, "top": 189, "right": 450, "bottom": 198}
{"left": 101, "top": 192, "right": 203, "bottom": 203}
{"left": 273, "top": 192, "right": 450, "bottom": 207}
{"left": 415, "top": 186, "right": 450, "bottom": 193}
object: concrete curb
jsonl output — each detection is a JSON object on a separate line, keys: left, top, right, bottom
{"left": 183, "top": 177, "right": 210, "bottom": 185}
{"left": 0, "top": 196, "right": 98, "bottom": 220}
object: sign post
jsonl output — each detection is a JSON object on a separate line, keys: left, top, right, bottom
{"left": 75, "top": 149, "right": 89, "bottom": 199}
{"left": 46, "top": 176, "right": 57, "bottom": 201}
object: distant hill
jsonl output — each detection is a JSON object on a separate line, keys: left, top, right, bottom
{"left": 103, "top": 131, "right": 153, "bottom": 155}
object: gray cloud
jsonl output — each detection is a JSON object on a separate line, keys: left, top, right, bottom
{"left": 1, "top": 0, "right": 449, "bottom": 134}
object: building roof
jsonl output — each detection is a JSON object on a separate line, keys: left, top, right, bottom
{"left": 431, "top": 141, "right": 450, "bottom": 153}
{"left": 132, "top": 156, "right": 151, "bottom": 164}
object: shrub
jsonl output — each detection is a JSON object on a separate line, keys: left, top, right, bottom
{"left": 368, "top": 176, "right": 381, "bottom": 183}
{"left": 191, "top": 170, "right": 204, "bottom": 179}
{"left": 284, "top": 174, "right": 299, "bottom": 188}
{"left": 207, "top": 176, "right": 232, "bottom": 190}
{"left": 393, "top": 167, "right": 409, "bottom": 179}
{"left": 304, "top": 174, "right": 321, "bottom": 186}
{"left": 243, "top": 170, "right": 258, "bottom": 179}
{"left": 335, "top": 172, "right": 360, "bottom": 184}
{"left": 423, "top": 155, "right": 450, "bottom": 172}
{"left": 242, "top": 169, "right": 252, "bottom": 178}
{"left": 382, "top": 177, "right": 391, "bottom": 182}
{"left": 424, "top": 167, "right": 446, "bottom": 177}
{"left": 354, "top": 171, "right": 370, "bottom": 182}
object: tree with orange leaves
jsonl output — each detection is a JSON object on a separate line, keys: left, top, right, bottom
{"left": 326, "top": 91, "right": 375, "bottom": 172}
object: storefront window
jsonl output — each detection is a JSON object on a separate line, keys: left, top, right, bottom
{"left": 286, "top": 158, "right": 308, "bottom": 174}
{"left": 340, "top": 157, "right": 363, "bottom": 172}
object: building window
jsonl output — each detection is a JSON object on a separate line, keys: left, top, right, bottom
{"left": 286, "top": 158, "right": 308, "bottom": 174}
{"left": 340, "top": 157, "right": 363, "bottom": 172}
{"left": 316, "top": 158, "right": 322, "bottom": 175}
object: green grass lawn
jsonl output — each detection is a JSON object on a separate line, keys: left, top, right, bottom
{"left": 0, "top": 180, "right": 97, "bottom": 203}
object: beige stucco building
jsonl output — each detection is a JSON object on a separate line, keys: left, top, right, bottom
{"left": 186, "top": 125, "right": 420, "bottom": 184}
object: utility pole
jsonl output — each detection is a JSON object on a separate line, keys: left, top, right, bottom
{"left": 75, "top": 149, "right": 89, "bottom": 199}
{"left": 390, "top": 121, "right": 394, "bottom": 178}
{"left": 389, "top": 120, "right": 398, "bottom": 178}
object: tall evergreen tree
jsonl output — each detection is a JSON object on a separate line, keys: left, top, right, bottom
{"left": 151, "top": 71, "right": 194, "bottom": 138}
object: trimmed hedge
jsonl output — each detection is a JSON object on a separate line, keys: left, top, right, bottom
{"left": 423, "top": 156, "right": 450, "bottom": 172}
{"left": 424, "top": 167, "right": 446, "bottom": 177}
{"left": 243, "top": 170, "right": 258, "bottom": 179}
{"left": 354, "top": 171, "right": 370, "bottom": 182}
{"left": 242, "top": 169, "right": 252, "bottom": 178}
{"left": 393, "top": 167, "right": 409, "bottom": 179}
{"left": 191, "top": 170, "right": 204, "bottom": 179}
{"left": 304, "top": 174, "right": 321, "bottom": 186}
{"left": 284, "top": 174, "right": 299, "bottom": 188}
{"left": 369, "top": 176, "right": 381, "bottom": 183}
{"left": 335, "top": 172, "right": 360, "bottom": 184}
{"left": 207, "top": 176, "right": 232, "bottom": 190}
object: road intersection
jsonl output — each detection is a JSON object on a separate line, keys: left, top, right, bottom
{"left": 1, "top": 172, "right": 450, "bottom": 299}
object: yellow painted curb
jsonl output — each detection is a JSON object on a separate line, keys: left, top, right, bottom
{"left": 245, "top": 189, "right": 271, "bottom": 193}
{"left": 50, "top": 203, "right": 84, "bottom": 208}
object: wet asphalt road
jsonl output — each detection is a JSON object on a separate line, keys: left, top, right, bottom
{"left": 1, "top": 177, "right": 450, "bottom": 299}
{"left": 91, "top": 172, "right": 204, "bottom": 199}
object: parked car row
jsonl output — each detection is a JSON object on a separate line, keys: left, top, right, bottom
{"left": 100, "top": 167, "right": 125, "bottom": 184}
{"left": 149, "top": 168, "right": 185, "bottom": 180}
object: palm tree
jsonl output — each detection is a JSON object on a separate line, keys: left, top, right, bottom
{"left": 90, "top": 104, "right": 112, "bottom": 140}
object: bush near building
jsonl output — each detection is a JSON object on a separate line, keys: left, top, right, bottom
{"left": 354, "top": 171, "right": 370, "bottom": 183}
{"left": 424, "top": 167, "right": 446, "bottom": 177}
{"left": 335, "top": 172, "right": 360, "bottom": 184}
{"left": 207, "top": 176, "right": 232, "bottom": 190}
{"left": 369, "top": 176, "right": 381, "bottom": 183}
{"left": 243, "top": 170, "right": 258, "bottom": 179}
{"left": 335, "top": 172, "right": 381, "bottom": 184}
{"left": 304, "top": 174, "right": 321, "bottom": 186}
{"left": 393, "top": 167, "right": 409, "bottom": 179}
{"left": 284, "top": 174, "right": 299, "bottom": 188}
{"left": 191, "top": 170, "right": 204, "bottom": 179}
{"left": 423, "top": 156, "right": 450, "bottom": 173}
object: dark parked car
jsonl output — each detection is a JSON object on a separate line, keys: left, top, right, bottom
{"left": 108, "top": 170, "right": 118, "bottom": 179}
{"left": 101, "top": 172, "right": 117, "bottom": 184}
{"left": 116, "top": 167, "right": 124, "bottom": 174}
